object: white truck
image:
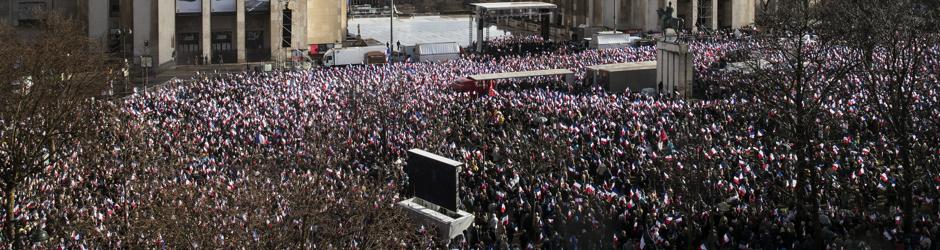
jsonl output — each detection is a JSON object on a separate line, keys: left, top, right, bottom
{"left": 322, "top": 45, "right": 388, "bottom": 66}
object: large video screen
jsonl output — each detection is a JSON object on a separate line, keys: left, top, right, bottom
{"left": 405, "top": 149, "right": 461, "bottom": 212}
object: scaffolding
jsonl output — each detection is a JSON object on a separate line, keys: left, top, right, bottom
{"left": 697, "top": 0, "right": 712, "bottom": 31}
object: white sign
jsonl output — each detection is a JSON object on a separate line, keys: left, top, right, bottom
{"left": 176, "top": 0, "right": 202, "bottom": 13}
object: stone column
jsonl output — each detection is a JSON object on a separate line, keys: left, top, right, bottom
{"left": 236, "top": 0, "right": 246, "bottom": 63}
{"left": 732, "top": 0, "right": 755, "bottom": 28}
{"left": 690, "top": 0, "right": 698, "bottom": 31}
{"left": 154, "top": 0, "right": 176, "bottom": 69}
{"left": 710, "top": 0, "right": 718, "bottom": 30}
{"left": 9, "top": 0, "right": 16, "bottom": 26}
{"left": 645, "top": 0, "right": 659, "bottom": 32}
{"left": 133, "top": 0, "right": 153, "bottom": 58}
{"left": 297, "top": 0, "right": 306, "bottom": 48}
{"left": 586, "top": 0, "right": 593, "bottom": 26}
{"left": 202, "top": 0, "right": 211, "bottom": 63}
{"left": 475, "top": 7, "right": 484, "bottom": 52}
{"left": 270, "top": 1, "right": 281, "bottom": 63}
{"left": 614, "top": 0, "right": 620, "bottom": 30}
{"left": 87, "top": 0, "right": 108, "bottom": 40}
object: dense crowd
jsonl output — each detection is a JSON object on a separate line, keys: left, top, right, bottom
{"left": 3, "top": 33, "right": 940, "bottom": 249}
{"left": 479, "top": 35, "right": 584, "bottom": 59}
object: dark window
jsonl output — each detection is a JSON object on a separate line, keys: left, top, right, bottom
{"left": 178, "top": 33, "right": 201, "bottom": 53}
{"left": 212, "top": 32, "right": 233, "bottom": 52}
{"left": 17, "top": 2, "right": 47, "bottom": 26}
{"left": 109, "top": 0, "right": 121, "bottom": 17}
{"left": 177, "top": 33, "right": 202, "bottom": 65}
{"left": 212, "top": 32, "right": 235, "bottom": 63}
{"left": 246, "top": 31, "right": 264, "bottom": 49}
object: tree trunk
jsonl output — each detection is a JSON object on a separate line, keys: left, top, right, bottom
{"left": 898, "top": 106, "right": 914, "bottom": 245}
{"left": 301, "top": 213, "right": 309, "bottom": 248}
{"left": 6, "top": 187, "right": 16, "bottom": 249}
{"left": 124, "top": 179, "right": 131, "bottom": 244}
{"left": 794, "top": 130, "right": 811, "bottom": 212}
{"left": 794, "top": 127, "right": 822, "bottom": 248}
{"left": 811, "top": 165, "right": 824, "bottom": 249}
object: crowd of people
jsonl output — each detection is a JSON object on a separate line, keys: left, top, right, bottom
{"left": 4, "top": 32, "right": 940, "bottom": 249}
{"left": 479, "top": 35, "right": 584, "bottom": 59}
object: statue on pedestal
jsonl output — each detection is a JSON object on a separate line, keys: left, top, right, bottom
{"left": 656, "top": 2, "right": 685, "bottom": 36}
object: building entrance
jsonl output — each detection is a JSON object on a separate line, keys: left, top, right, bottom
{"left": 211, "top": 31, "right": 236, "bottom": 64}
{"left": 178, "top": 32, "right": 202, "bottom": 65}
{"left": 246, "top": 31, "right": 269, "bottom": 61}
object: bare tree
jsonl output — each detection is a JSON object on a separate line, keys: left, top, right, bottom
{"left": 740, "top": 0, "right": 864, "bottom": 247}
{"left": 0, "top": 12, "right": 114, "bottom": 247}
{"left": 826, "top": 0, "right": 940, "bottom": 244}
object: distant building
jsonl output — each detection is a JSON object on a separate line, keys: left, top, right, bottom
{"left": 509, "top": 0, "right": 756, "bottom": 33}
{"left": 1, "top": 0, "right": 348, "bottom": 69}
{"left": 350, "top": 0, "right": 474, "bottom": 14}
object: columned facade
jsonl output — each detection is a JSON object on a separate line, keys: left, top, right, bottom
{"left": 166, "top": 0, "right": 346, "bottom": 66}
{"left": 527, "top": 0, "right": 754, "bottom": 33}
{"left": 1, "top": 0, "right": 346, "bottom": 70}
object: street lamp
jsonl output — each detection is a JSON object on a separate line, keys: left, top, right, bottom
{"left": 115, "top": 28, "right": 132, "bottom": 94}
{"left": 141, "top": 41, "right": 152, "bottom": 91}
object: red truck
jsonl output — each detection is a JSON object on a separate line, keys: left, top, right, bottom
{"left": 449, "top": 77, "right": 495, "bottom": 96}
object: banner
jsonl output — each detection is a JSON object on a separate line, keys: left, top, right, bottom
{"left": 211, "top": 0, "right": 236, "bottom": 12}
{"left": 176, "top": 0, "right": 202, "bottom": 13}
{"left": 178, "top": 0, "right": 269, "bottom": 13}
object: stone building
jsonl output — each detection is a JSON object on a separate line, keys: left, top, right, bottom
{"left": 496, "top": 0, "right": 756, "bottom": 32}
{"left": 1, "top": 0, "right": 348, "bottom": 70}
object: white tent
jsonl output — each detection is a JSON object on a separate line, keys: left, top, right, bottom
{"left": 416, "top": 42, "right": 461, "bottom": 63}
{"left": 591, "top": 33, "right": 639, "bottom": 50}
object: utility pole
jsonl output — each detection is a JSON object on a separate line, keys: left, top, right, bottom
{"left": 390, "top": 0, "right": 394, "bottom": 50}
{"left": 142, "top": 41, "right": 151, "bottom": 91}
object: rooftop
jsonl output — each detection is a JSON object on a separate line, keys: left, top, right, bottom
{"left": 586, "top": 61, "right": 657, "bottom": 71}
{"left": 468, "top": 68, "right": 573, "bottom": 81}
{"left": 408, "top": 149, "right": 463, "bottom": 167}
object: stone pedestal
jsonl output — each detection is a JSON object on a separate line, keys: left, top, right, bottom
{"left": 397, "top": 197, "right": 474, "bottom": 240}
{"left": 656, "top": 41, "right": 693, "bottom": 98}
